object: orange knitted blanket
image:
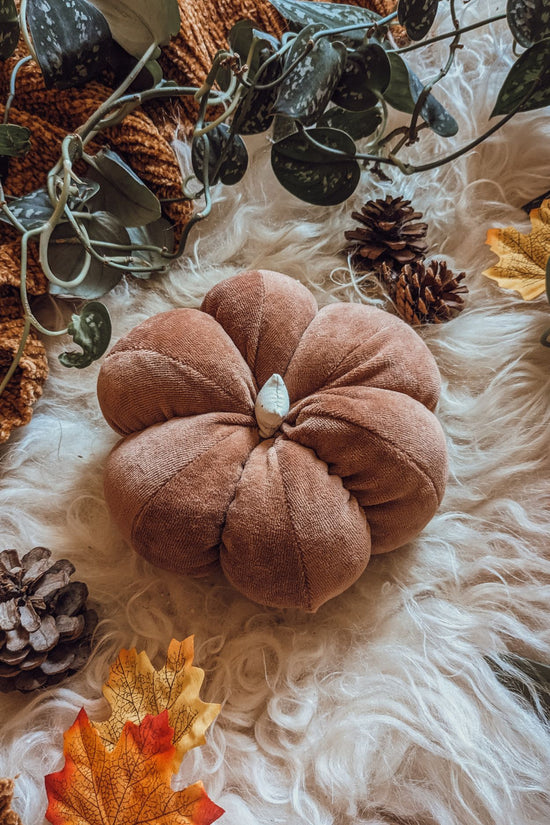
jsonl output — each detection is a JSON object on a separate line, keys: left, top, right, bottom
{"left": 0, "top": 0, "right": 397, "bottom": 443}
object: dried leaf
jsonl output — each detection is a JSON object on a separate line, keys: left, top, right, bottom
{"left": 94, "top": 637, "right": 220, "bottom": 770}
{"left": 0, "top": 777, "right": 22, "bottom": 825}
{"left": 484, "top": 198, "right": 550, "bottom": 299}
{"left": 45, "top": 710, "right": 224, "bottom": 825}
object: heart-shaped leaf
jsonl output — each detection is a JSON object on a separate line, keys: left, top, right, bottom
{"left": 397, "top": 0, "right": 439, "bottom": 41}
{"left": 271, "top": 126, "right": 360, "bottom": 205}
{"left": 331, "top": 41, "right": 390, "bottom": 111}
{"left": 274, "top": 23, "right": 347, "bottom": 127}
{"left": 59, "top": 301, "right": 112, "bottom": 369}
{"left": 88, "top": 0, "right": 180, "bottom": 59}
{"left": 491, "top": 37, "right": 550, "bottom": 116}
{"left": 267, "top": 0, "right": 381, "bottom": 47}
{"left": 26, "top": 0, "right": 114, "bottom": 89}
{"left": 506, "top": 0, "right": 550, "bottom": 48}
{"left": 125, "top": 219, "right": 175, "bottom": 278}
{"left": 192, "top": 125, "right": 248, "bottom": 186}
{"left": 0, "top": 124, "right": 31, "bottom": 158}
{"left": 48, "top": 212, "right": 130, "bottom": 299}
{"left": 108, "top": 41, "right": 163, "bottom": 92}
{"left": 0, "top": 182, "right": 99, "bottom": 231}
{"left": 317, "top": 104, "right": 382, "bottom": 141}
{"left": 233, "top": 37, "right": 282, "bottom": 135}
{"left": 85, "top": 148, "right": 161, "bottom": 226}
{"left": 0, "top": 0, "right": 19, "bottom": 59}
{"left": 384, "top": 52, "right": 458, "bottom": 137}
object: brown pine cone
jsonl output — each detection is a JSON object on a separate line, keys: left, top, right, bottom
{"left": 344, "top": 195, "right": 428, "bottom": 272}
{"left": 381, "top": 260, "right": 468, "bottom": 325}
{"left": 0, "top": 547, "right": 97, "bottom": 692}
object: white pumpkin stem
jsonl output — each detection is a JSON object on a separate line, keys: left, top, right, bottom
{"left": 255, "top": 373, "right": 290, "bottom": 439}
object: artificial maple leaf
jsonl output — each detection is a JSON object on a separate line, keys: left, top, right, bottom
{"left": 94, "top": 637, "right": 220, "bottom": 770}
{"left": 45, "top": 709, "right": 224, "bottom": 825}
{"left": 0, "top": 778, "right": 22, "bottom": 825}
{"left": 484, "top": 199, "right": 550, "bottom": 300}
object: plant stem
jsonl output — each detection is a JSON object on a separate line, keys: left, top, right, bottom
{"left": 4, "top": 55, "right": 32, "bottom": 124}
{"left": 312, "top": 11, "right": 398, "bottom": 41}
{"left": 19, "top": 230, "right": 68, "bottom": 337}
{"left": 166, "top": 141, "right": 212, "bottom": 260}
{"left": 18, "top": 0, "right": 37, "bottom": 62}
{"left": 397, "top": 79, "right": 543, "bottom": 174}
{"left": 77, "top": 41, "right": 158, "bottom": 145}
{"left": 390, "top": 13, "right": 507, "bottom": 54}
{"left": 0, "top": 316, "right": 30, "bottom": 397}
{"left": 407, "top": 0, "right": 461, "bottom": 142}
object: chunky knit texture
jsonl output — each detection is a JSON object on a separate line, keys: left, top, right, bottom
{"left": 0, "top": 0, "right": 397, "bottom": 443}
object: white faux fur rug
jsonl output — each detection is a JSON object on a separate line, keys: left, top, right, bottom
{"left": 2, "top": 2, "right": 550, "bottom": 823}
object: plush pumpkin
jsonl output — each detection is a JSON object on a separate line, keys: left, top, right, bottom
{"left": 97, "top": 270, "right": 448, "bottom": 611}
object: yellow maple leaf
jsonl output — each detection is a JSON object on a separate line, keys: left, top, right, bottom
{"left": 45, "top": 710, "right": 223, "bottom": 825}
{"left": 484, "top": 199, "right": 550, "bottom": 300}
{"left": 93, "top": 637, "right": 220, "bottom": 770}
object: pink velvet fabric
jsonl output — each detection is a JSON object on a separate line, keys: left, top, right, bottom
{"left": 97, "top": 269, "right": 448, "bottom": 611}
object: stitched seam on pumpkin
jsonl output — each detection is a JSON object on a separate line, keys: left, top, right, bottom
{"left": 130, "top": 426, "right": 250, "bottom": 549}
{"left": 219, "top": 449, "right": 251, "bottom": 547}
{"left": 300, "top": 412, "right": 441, "bottom": 504}
{"left": 109, "top": 347, "right": 251, "bottom": 409}
{"left": 276, "top": 445, "right": 314, "bottom": 611}
{"left": 252, "top": 275, "right": 266, "bottom": 379}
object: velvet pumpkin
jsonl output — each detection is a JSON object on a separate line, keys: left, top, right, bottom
{"left": 97, "top": 269, "right": 448, "bottom": 611}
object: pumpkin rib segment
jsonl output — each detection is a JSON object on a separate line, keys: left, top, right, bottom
{"left": 130, "top": 422, "right": 257, "bottom": 554}
{"left": 274, "top": 441, "right": 314, "bottom": 612}
{"left": 97, "top": 347, "right": 254, "bottom": 435}
{"left": 298, "top": 410, "right": 441, "bottom": 504}
{"left": 106, "top": 347, "right": 252, "bottom": 412}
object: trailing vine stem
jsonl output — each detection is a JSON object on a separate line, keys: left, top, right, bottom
{"left": 389, "top": 12, "right": 508, "bottom": 54}
{"left": 407, "top": 0, "right": 462, "bottom": 143}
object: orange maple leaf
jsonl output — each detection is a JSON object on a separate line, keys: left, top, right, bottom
{"left": 484, "top": 199, "right": 550, "bottom": 300}
{"left": 93, "top": 637, "right": 220, "bottom": 771}
{"left": 45, "top": 710, "right": 224, "bottom": 825}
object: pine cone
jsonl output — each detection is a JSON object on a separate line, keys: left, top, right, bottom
{"left": 0, "top": 547, "right": 97, "bottom": 692}
{"left": 0, "top": 778, "right": 22, "bottom": 825}
{"left": 344, "top": 195, "right": 429, "bottom": 272}
{"left": 381, "top": 260, "right": 468, "bottom": 325}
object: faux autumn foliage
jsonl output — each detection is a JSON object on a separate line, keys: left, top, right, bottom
{"left": 45, "top": 711, "right": 223, "bottom": 825}
{"left": 45, "top": 637, "right": 223, "bottom": 825}
{"left": 94, "top": 636, "right": 220, "bottom": 770}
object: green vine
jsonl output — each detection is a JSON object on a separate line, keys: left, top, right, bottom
{"left": 0, "top": 0, "right": 547, "bottom": 389}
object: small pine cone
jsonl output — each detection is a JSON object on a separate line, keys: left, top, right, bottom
{"left": 383, "top": 260, "right": 468, "bottom": 326}
{"left": 0, "top": 547, "right": 97, "bottom": 692}
{"left": 344, "top": 195, "right": 428, "bottom": 272}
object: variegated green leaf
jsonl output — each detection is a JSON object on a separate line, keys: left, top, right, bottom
{"left": 85, "top": 148, "right": 161, "bottom": 226}
{"left": 48, "top": 212, "right": 130, "bottom": 299}
{"left": 506, "top": 0, "right": 550, "bottom": 48}
{"left": 274, "top": 23, "right": 347, "bottom": 127}
{"left": 0, "top": 124, "right": 31, "bottom": 157}
{"left": 0, "top": 182, "right": 99, "bottom": 230}
{"left": 491, "top": 37, "right": 550, "bottom": 115}
{"left": 192, "top": 124, "right": 248, "bottom": 185}
{"left": 233, "top": 41, "right": 282, "bottom": 135}
{"left": 331, "top": 41, "right": 390, "bottom": 111}
{"left": 125, "top": 220, "right": 175, "bottom": 278}
{"left": 0, "top": 0, "right": 19, "bottom": 59}
{"left": 384, "top": 52, "right": 458, "bottom": 137}
{"left": 397, "top": 0, "right": 439, "bottom": 41}
{"left": 88, "top": 0, "right": 180, "bottom": 58}
{"left": 267, "top": 0, "right": 381, "bottom": 46}
{"left": 271, "top": 127, "right": 360, "bottom": 205}
{"left": 26, "top": 0, "right": 113, "bottom": 89}
{"left": 59, "top": 302, "right": 112, "bottom": 369}
{"left": 317, "top": 105, "right": 382, "bottom": 141}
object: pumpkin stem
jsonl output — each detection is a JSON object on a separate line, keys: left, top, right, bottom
{"left": 254, "top": 373, "right": 290, "bottom": 439}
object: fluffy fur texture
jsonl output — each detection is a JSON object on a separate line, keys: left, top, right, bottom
{"left": 2, "top": 2, "right": 550, "bottom": 823}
